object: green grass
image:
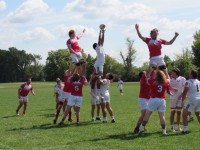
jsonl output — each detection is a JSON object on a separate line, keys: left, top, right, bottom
{"left": 0, "top": 82, "right": 199, "bottom": 150}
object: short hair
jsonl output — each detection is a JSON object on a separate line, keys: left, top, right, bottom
{"left": 69, "top": 30, "right": 75, "bottom": 37}
{"left": 72, "top": 73, "right": 80, "bottom": 82}
{"left": 139, "top": 71, "right": 145, "bottom": 79}
{"left": 150, "top": 28, "right": 159, "bottom": 35}
{"left": 93, "top": 43, "right": 97, "bottom": 49}
{"left": 172, "top": 68, "right": 180, "bottom": 76}
{"left": 190, "top": 70, "right": 198, "bottom": 79}
{"left": 107, "top": 73, "right": 114, "bottom": 80}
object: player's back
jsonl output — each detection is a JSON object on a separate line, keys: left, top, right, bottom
{"left": 70, "top": 76, "right": 86, "bottom": 96}
{"left": 187, "top": 79, "right": 200, "bottom": 101}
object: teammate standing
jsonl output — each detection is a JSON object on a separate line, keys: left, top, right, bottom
{"left": 135, "top": 24, "right": 179, "bottom": 79}
{"left": 59, "top": 73, "right": 87, "bottom": 126}
{"left": 98, "top": 73, "right": 115, "bottom": 123}
{"left": 16, "top": 78, "right": 35, "bottom": 116}
{"left": 181, "top": 70, "right": 200, "bottom": 133}
{"left": 118, "top": 78, "right": 124, "bottom": 95}
{"left": 139, "top": 70, "right": 170, "bottom": 135}
{"left": 54, "top": 78, "right": 61, "bottom": 112}
{"left": 67, "top": 29, "right": 86, "bottom": 75}
{"left": 134, "top": 71, "right": 151, "bottom": 133}
{"left": 169, "top": 68, "right": 186, "bottom": 132}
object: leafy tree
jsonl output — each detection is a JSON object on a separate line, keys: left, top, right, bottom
{"left": 120, "top": 38, "right": 137, "bottom": 81}
{"left": 192, "top": 30, "right": 200, "bottom": 74}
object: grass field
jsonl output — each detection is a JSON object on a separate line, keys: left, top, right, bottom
{"left": 0, "top": 82, "right": 199, "bottom": 150}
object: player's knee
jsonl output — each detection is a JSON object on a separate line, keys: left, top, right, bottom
{"left": 158, "top": 65, "right": 166, "bottom": 70}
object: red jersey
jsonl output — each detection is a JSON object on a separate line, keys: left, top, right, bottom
{"left": 67, "top": 37, "right": 81, "bottom": 53}
{"left": 70, "top": 76, "right": 86, "bottom": 96}
{"left": 19, "top": 83, "right": 32, "bottom": 97}
{"left": 139, "top": 75, "right": 151, "bottom": 99}
{"left": 148, "top": 79, "right": 169, "bottom": 99}
{"left": 145, "top": 38, "right": 166, "bottom": 58}
{"left": 63, "top": 75, "right": 72, "bottom": 93}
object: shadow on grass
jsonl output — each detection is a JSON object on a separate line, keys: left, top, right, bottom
{"left": 9, "top": 121, "right": 101, "bottom": 131}
{"left": 39, "top": 113, "right": 55, "bottom": 118}
{"left": 2, "top": 115, "right": 17, "bottom": 119}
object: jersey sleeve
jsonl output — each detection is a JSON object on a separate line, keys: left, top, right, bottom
{"left": 67, "top": 39, "right": 71, "bottom": 45}
{"left": 145, "top": 38, "right": 151, "bottom": 44}
{"left": 185, "top": 80, "right": 190, "bottom": 88}
{"left": 160, "top": 38, "right": 166, "bottom": 44}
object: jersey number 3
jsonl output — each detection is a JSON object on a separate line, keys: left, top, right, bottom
{"left": 157, "top": 85, "right": 163, "bottom": 93}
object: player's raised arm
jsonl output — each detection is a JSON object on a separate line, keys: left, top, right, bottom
{"left": 77, "top": 29, "right": 86, "bottom": 40}
{"left": 165, "top": 32, "right": 179, "bottom": 45}
{"left": 135, "top": 24, "right": 146, "bottom": 42}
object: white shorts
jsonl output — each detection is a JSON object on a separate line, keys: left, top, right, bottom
{"left": 185, "top": 100, "right": 200, "bottom": 112}
{"left": 58, "top": 95, "right": 65, "bottom": 102}
{"left": 150, "top": 56, "right": 166, "bottom": 67}
{"left": 62, "top": 92, "right": 71, "bottom": 100}
{"left": 170, "top": 99, "right": 182, "bottom": 108}
{"left": 68, "top": 95, "right": 83, "bottom": 107}
{"left": 94, "top": 62, "right": 104, "bottom": 73}
{"left": 91, "top": 95, "right": 100, "bottom": 105}
{"left": 138, "top": 98, "right": 149, "bottom": 110}
{"left": 147, "top": 98, "right": 166, "bottom": 112}
{"left": 101, "top": 93, "right": 110, "bottom": 103}
{"left": 19, "top": 96, "right": 28, "bottom": 102}
{"left": 70, "top": 52, "right": 83, "bottom": 63}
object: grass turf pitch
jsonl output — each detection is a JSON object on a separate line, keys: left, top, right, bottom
{"left": 0, "top": 82, "right": 199, "bottom": 150}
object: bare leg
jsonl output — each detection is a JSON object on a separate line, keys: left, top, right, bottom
{"left": 101, "top": 102, "right": 107, "bottom": 122}
{"left": 91, "top": 105, "right": 95, "bottom": 119}
{"left": 54, "top": 103, "right": 63, "bottom": 123}
{"left": 16, "top": 102, "right": 23, "bottom": 114}
{"left": 97, "top": 104, "right": 101, "bottom": 117}
{"left": 76, "top": 107, "right": 80, "bottom": 125}
{"left": 23, "top": 102, "right": 27, "bottom": 115}
{"left": 140, "top": 110, "right": 152, "bottom": 131}
{"left": 60, "top": 105, "right": 72, "bottom": 123}
{"left": 195, "top": 112, "right": 200, "bottom": 123}
{"left": 183, "top": 108, "right": 189, "bottom": 132}
{"left": 134, "top": 109, "right": 146, "bottom": 133}
{"left": 176, "top": 108, "right": 182, "bottom": 128}
{"left": 170, "top": 109, "right": 176, "bottom": 130}
{"left": 106, "top": 102, "right": 114, "bottom": 117}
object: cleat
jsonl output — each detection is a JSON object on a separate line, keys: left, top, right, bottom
{"left": 53, "top": 119, "right": 57, "bottom": 124}
{"left": 68, "top": 119, "right": 73, "bottom": 122}
{"left": 177, "top": 127, "right": 183, "bottom": 132}
{"left": 111, "top": 119, "right": 115, "bottom": 123}
{"left": 139, "top": 126, "right": 145, "bottom": 133}
{"left": 58, "top": 122, "right": 64, "bottom": 126}
{"left": 162, "top": 131, "right": 168, "bottom": 135}
{"left": 182, "top": 130, "right": 190, "bottom": 134}
{"left": 16, "top": 110, "right": 19, "bottom": 116}
{"left": 170, "top": 127, "right": 176, "bottom": 132}
{"left": 134, "top": 128, "right": 139, "bottom": 134}
{"left": 96, "top": 117, "right": 101, "bottom": 121}
{"left": 91, "top": 118, "right": 95, "bottom": 122}
{"left": 22, "top": 112, "right": 26, "bottom": 116}
{"left": 77, "top": 122, "right": 80, "bottom": 126}
{"left": 102, "top": 120, "right": 108, "bottom": 123}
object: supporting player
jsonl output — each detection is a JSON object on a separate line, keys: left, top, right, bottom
{"left": 16, "top": 78, "right": 35, "bottom": 116}
{"left": 139, "top": 70, "right": 170, "bottom": 135}
{"left": 135, "top": 24, "right": 179, "bottom": 79}
{"left": 133, "top": 71, "right": 151, "bottom": 133}
{"left": 90, "top": 73, "right": 101, "bottom": 122}
{"left": 58, "top": 73, "right": 87, "bottom": 126}
{"left": 118, "top": 78, "right": 124, "bottom": 95}
{"left": 181, "top": 70, "right": 200, "bottom": 133}
{"left": 98, "top": 73, "right": 115, "bottom": 123}
{"left": 169, "top": 68, "right": 186, "bottom": 132}
{"left": 53, "top": 79, "right": 65, "bottom": 124}
{"left": 67, "top": 29, "right": 87, "bottom": 75}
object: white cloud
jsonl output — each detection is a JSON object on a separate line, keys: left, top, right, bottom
{"left": 0, "top": 0, "right": 6, "bottom": 10}
{"left": 7, "top": 0, "right": 49, "bottom": 23}
{"left": 55, "top": 24, "right": 97, "bottom": 38}
{"left": 21, "top": 27, "right": 55, "bottom": 42}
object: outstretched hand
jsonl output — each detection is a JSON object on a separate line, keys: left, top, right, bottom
{"left": 83, "top": 28, "right": 86, "bottom": 33}
{"left": 135, "top": 24, "right": 139, "bottom": 30}
{"left": 175, "top": 32, "right": 179, "bottom": 37}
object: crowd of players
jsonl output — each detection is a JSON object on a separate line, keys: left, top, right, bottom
{"left": 16, "top": 24, "right": 200, "bottom": 134}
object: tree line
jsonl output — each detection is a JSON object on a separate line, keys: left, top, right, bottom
{"left": 0, "top": 31, "right": 200, "bottom": 83}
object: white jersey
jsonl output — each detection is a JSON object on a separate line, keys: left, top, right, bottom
{"left": 100, "top": 79, "right": 110, "bottom": 95}
{"left": 54, "top": 84, "right": 58, "bottom": 94}
{"left": 170, "top": 76, "right": 186, "bottom": 100}
{"left": 95, "top": 45, "right": 105, "bottom": 64}
{"left": 118, "top": 80, "right": 123, "bottom": 89}
{"left": 55, "top": 84, "right": 64, "bottom": 97}
{"left": 186, "top": 79, "right": 200, "bottom": 101}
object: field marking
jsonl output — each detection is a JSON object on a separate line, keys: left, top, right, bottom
{"left": 0, "top": 142, "right": 15, "bottom": 150}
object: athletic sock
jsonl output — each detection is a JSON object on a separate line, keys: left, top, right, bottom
{"left": 170, "top": 124, "right": 174, "bottom": 129}
{"left": 184, "top": 126, "right": 188, "bottom": 132}
{"left": 56, "top": 110, "right": 60, "bottom": 118}
{"left": 140, "top": 125, "right": 145, "bottom": 131}
{"left": 161, "top": 124, "right": 166, "bottom": 130}
{"left": 111, "top": 116, "right": 114, "bottom": 120}
{"left": 103, "top": 117, "right": 107, "bottom": 121}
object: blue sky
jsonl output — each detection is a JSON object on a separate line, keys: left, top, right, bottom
{"left": 0, "top": 0, "right": 200, "bottom": 66}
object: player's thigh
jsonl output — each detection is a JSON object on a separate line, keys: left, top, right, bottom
{"left": 70, "top": 53, "right": 79, "bottom": 63}
{"left": 75, "top": 96, "right": 83, "bottom": 108}
{"left": 158, "top": 99, "right": 166, "bottom": 112}
{"left": 157, "top": 57, "right": 166, "bottom": 67}
{"left": 149, "top": 57, "right": 158, "bottom": 67}
{"left": 138, "top": 98, "right": 148, "bottom": 110}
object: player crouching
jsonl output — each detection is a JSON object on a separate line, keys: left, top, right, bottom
{"left": 58, "top": 73, "right": 87, "bottom": 126}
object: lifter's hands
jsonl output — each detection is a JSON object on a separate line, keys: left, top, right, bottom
{"left": 175, "top": 32, "right": 179, "bottom": 37}
{"left": 135, "top": 24, "right": 139, "bottom": 30}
